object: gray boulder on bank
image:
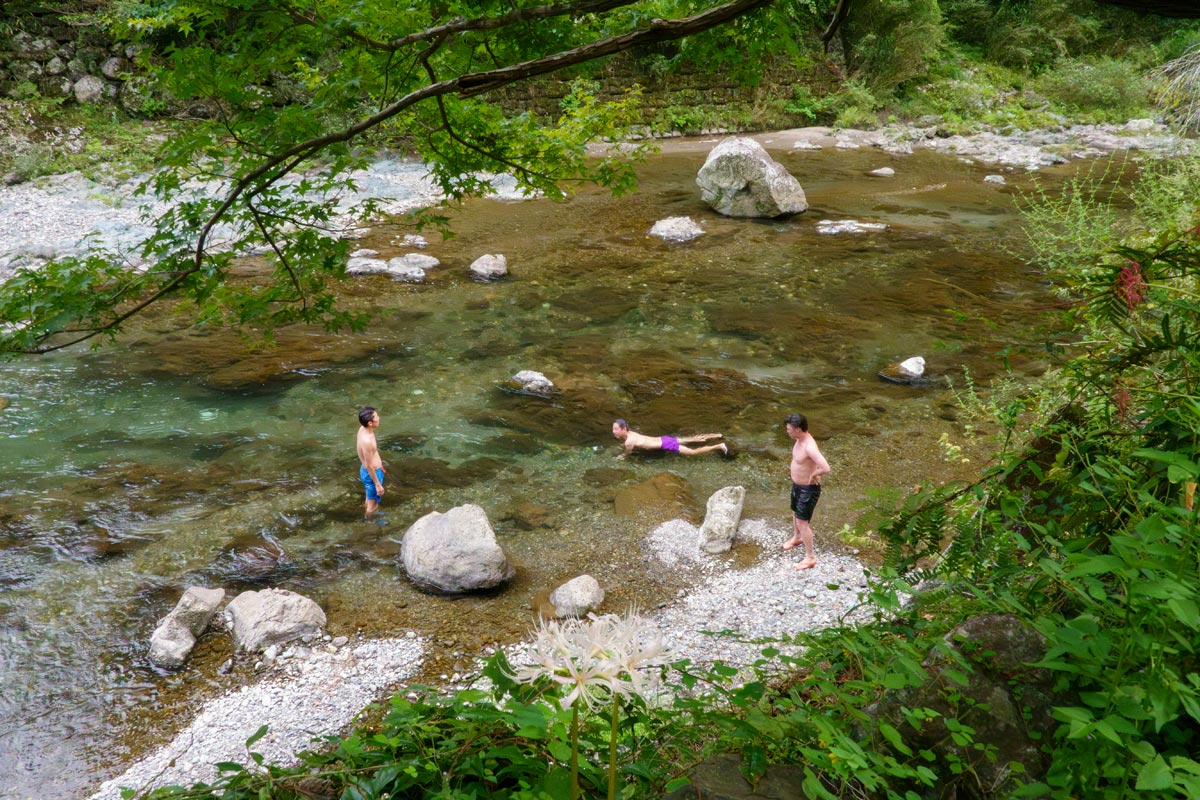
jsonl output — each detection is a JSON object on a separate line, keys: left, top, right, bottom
{"left": 549, "top": 575, "right": 605, "bottom": 618}
{"left": 699, "top": 486, "right": 746, "bottom": 554}
{"left": 401, "top": 504, "right": 515, "bottom": 593}
{"left": 696, "top": 137, "right": 808, "bottom": 218}
{"left": 225, "top": 588, "right": 327, "bottom": 653}
{"left": 148, "top": 586, "right": 226, "bottom": 669}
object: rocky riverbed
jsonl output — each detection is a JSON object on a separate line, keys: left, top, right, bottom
{"left": 89, "top": 517, "right": 871, "bottom": 800}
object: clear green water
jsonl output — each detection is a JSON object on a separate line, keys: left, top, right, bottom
{"left": 0, "top": 145, "right": 1076, "bottom": 798}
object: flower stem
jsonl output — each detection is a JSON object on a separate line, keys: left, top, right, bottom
{"left": 608, "top": 694, "right": 619, "bottom": 800}
{"left": 571, "top": 702, "right": 580, "bottom": 800}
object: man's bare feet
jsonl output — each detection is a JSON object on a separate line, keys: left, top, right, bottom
{"left": 782, "top": 538, "right": 801, "bottom": 550}
{"left": 794, "top": 559, "right": 817, "bottom": 571}
{"left": 719, "top": 443, "right": 729, "bottom": 455}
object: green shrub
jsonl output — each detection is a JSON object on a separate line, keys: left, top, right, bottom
{"left": 831, "top": 81, "right": 881, "bottom": 129}
{"left": 1034, "top": 57, "right": 1151, "bottom": 121}
{"left": 843, "top": 0, "right": 946, "bottom": 95}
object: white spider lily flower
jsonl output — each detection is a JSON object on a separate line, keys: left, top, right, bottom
{"left": 513, "top": 612, "right": 670, "bottom": 710}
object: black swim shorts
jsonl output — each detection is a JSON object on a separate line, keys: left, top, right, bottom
{"left": 790, "top": 483, "right": 821, "bottom": 521}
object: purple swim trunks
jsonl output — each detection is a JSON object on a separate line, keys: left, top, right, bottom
{"left": 660, "top": 435, "right": 680, "bottom": 452}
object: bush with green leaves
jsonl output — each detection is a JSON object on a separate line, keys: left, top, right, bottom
{"left": 872, "top": 151, "right": 1200, "bottom": 798}
{"left": 1034, "top": 57, "right": 1152, "bottom": 122}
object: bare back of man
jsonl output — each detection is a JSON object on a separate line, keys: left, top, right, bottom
{"left": 612, "top": 420, "right": 726, "bottom": 459}
{"left": 782, "top": 413, "right": 830, "bottom": 570}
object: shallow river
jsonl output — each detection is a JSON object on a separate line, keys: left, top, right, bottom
{"left": 1, "top": 140, "right": 1080, "bottom": 798}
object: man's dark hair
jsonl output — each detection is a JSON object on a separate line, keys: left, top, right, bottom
{"left": 614, "top": 418, "right": 629, "bottom": 431}
{"left": 359, "top": 406, "right": 377, "bottom": 427}
{"left": 784, "top": 413, "right": 808, "bottom": 432}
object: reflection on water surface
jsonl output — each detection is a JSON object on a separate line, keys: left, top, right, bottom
{"left": 0, "top": 144, "right": 1081, "bottom": 798}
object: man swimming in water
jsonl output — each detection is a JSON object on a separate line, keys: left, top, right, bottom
{"left": 612, "top": 418, "right": 728, "bottom": 459}
{"left": 357, "top": 406, "right": 385, "bottom": 516}
{"left": 782, "top": 412, "right": 830, "bottom": 570}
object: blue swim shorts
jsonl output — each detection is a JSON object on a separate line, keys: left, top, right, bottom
{"left": 360, "top": 466, "right": 385, "bottom": 501}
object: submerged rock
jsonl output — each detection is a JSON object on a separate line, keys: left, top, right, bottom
{"left": 816, "top": 219, "right": 888, "bottom": 235}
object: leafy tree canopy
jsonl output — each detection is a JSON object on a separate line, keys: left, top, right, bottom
{"left": 1, "top": 0, "right": 838, "bottom": 355}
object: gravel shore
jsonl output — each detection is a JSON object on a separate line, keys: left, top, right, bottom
{"left": 88, "top": 517, "right": 870, "bottom": 800}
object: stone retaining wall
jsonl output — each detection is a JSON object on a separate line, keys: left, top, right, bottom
{"left": 0, "top": 17, "right": 149, "bottom": 110}
{"left": 1, "top": 16, "right": 837, "bottom": 127}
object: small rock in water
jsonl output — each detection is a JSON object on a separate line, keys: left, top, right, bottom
{"left": 468, "top": 253, "right": 508, "bottom": 281}
{"left": 648, "top": 216, "right": 704, "bottom": 243}
{"left": 868, "top": 167, "right": 895, "bottom": 177}
{"left": 984, "top": 174, "right": 1006, "bottom": 185}
{"left": 501, "top": 370, "right": 556, "bottom": 397}
{"left": 898, "top": 356, "right": 925, "bottom": 377}
{"left": 816, "top": 219, "right": 888, "bottom": 235}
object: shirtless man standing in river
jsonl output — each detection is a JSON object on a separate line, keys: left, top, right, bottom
{"left": 782, "top": 413, "right": 830, "bottom": 570}
{"left": 357, "top": 406, "right": 386, "bottom": 516}
{"left": 612, "top": 419, "right": 728, "bottom": 459}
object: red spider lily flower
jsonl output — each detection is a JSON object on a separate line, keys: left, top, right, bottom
{"left": 1116, "top": 260, "right": 1148, "bottom": 312}
{"left": 1113, "top": 380, "right": 1131, "bottom": 423}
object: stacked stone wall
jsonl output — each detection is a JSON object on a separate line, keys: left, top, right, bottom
{"left": 1, "top": 16, "right": 837, "bottom": 126}
{"left": 0, "top": 15, "right": 149, "bottom": 110}
{"left": 491, "top": 52, "right": 840, "bottom": 129}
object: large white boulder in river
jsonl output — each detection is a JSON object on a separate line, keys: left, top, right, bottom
{"left": 696, "top": 137, "right": 808, "bottom": 218}
{"left": 401, "top": 504, "right": 515, "bottom": 593}
{"left": 226, "top": 588, "right": 326, "bottom": 652}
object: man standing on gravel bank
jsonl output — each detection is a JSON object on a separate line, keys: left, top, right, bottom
{"left": 782, "top": 413, "right": 830, "bottom": 570}
{"left": 357, "top": 406, "right": 385, "bottom": 516}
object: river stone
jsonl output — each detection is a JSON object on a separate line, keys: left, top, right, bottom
{"left": 868, "top": 166, "right": 895, "bottom": 177}
{"left": 226, "top": 588, "right": 327, "bottom": 653}
{"left": 815, "top": 219, "right": 888, "bottom": 234}
{"left": 400, "top": 504, "right": 515, "bottom": 593}
{"left": 648, "top": 216, "right": 704, "bottom": 242}
{"left": 149, "top": 587, "right": 227, "bottom": 669}
{"left": 468, "top": 253, "right": 507, "bottom": 281}
{"left": 984, "top": 174, "right": 1007, "bottom": 185}
{"left": 699, "top": 485, "right": 745, "bottom": 554}
{"left": 391, "top": 253, "right": 440, "bottom": 272}
{"left": 502, "top": 369, "right": 555, "bottom": 397}
{"left": 695, "top": 136, "right": 808, "bottom": 218}
{"left": 548, "top": 575, "right": 604, "bottom": 618}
